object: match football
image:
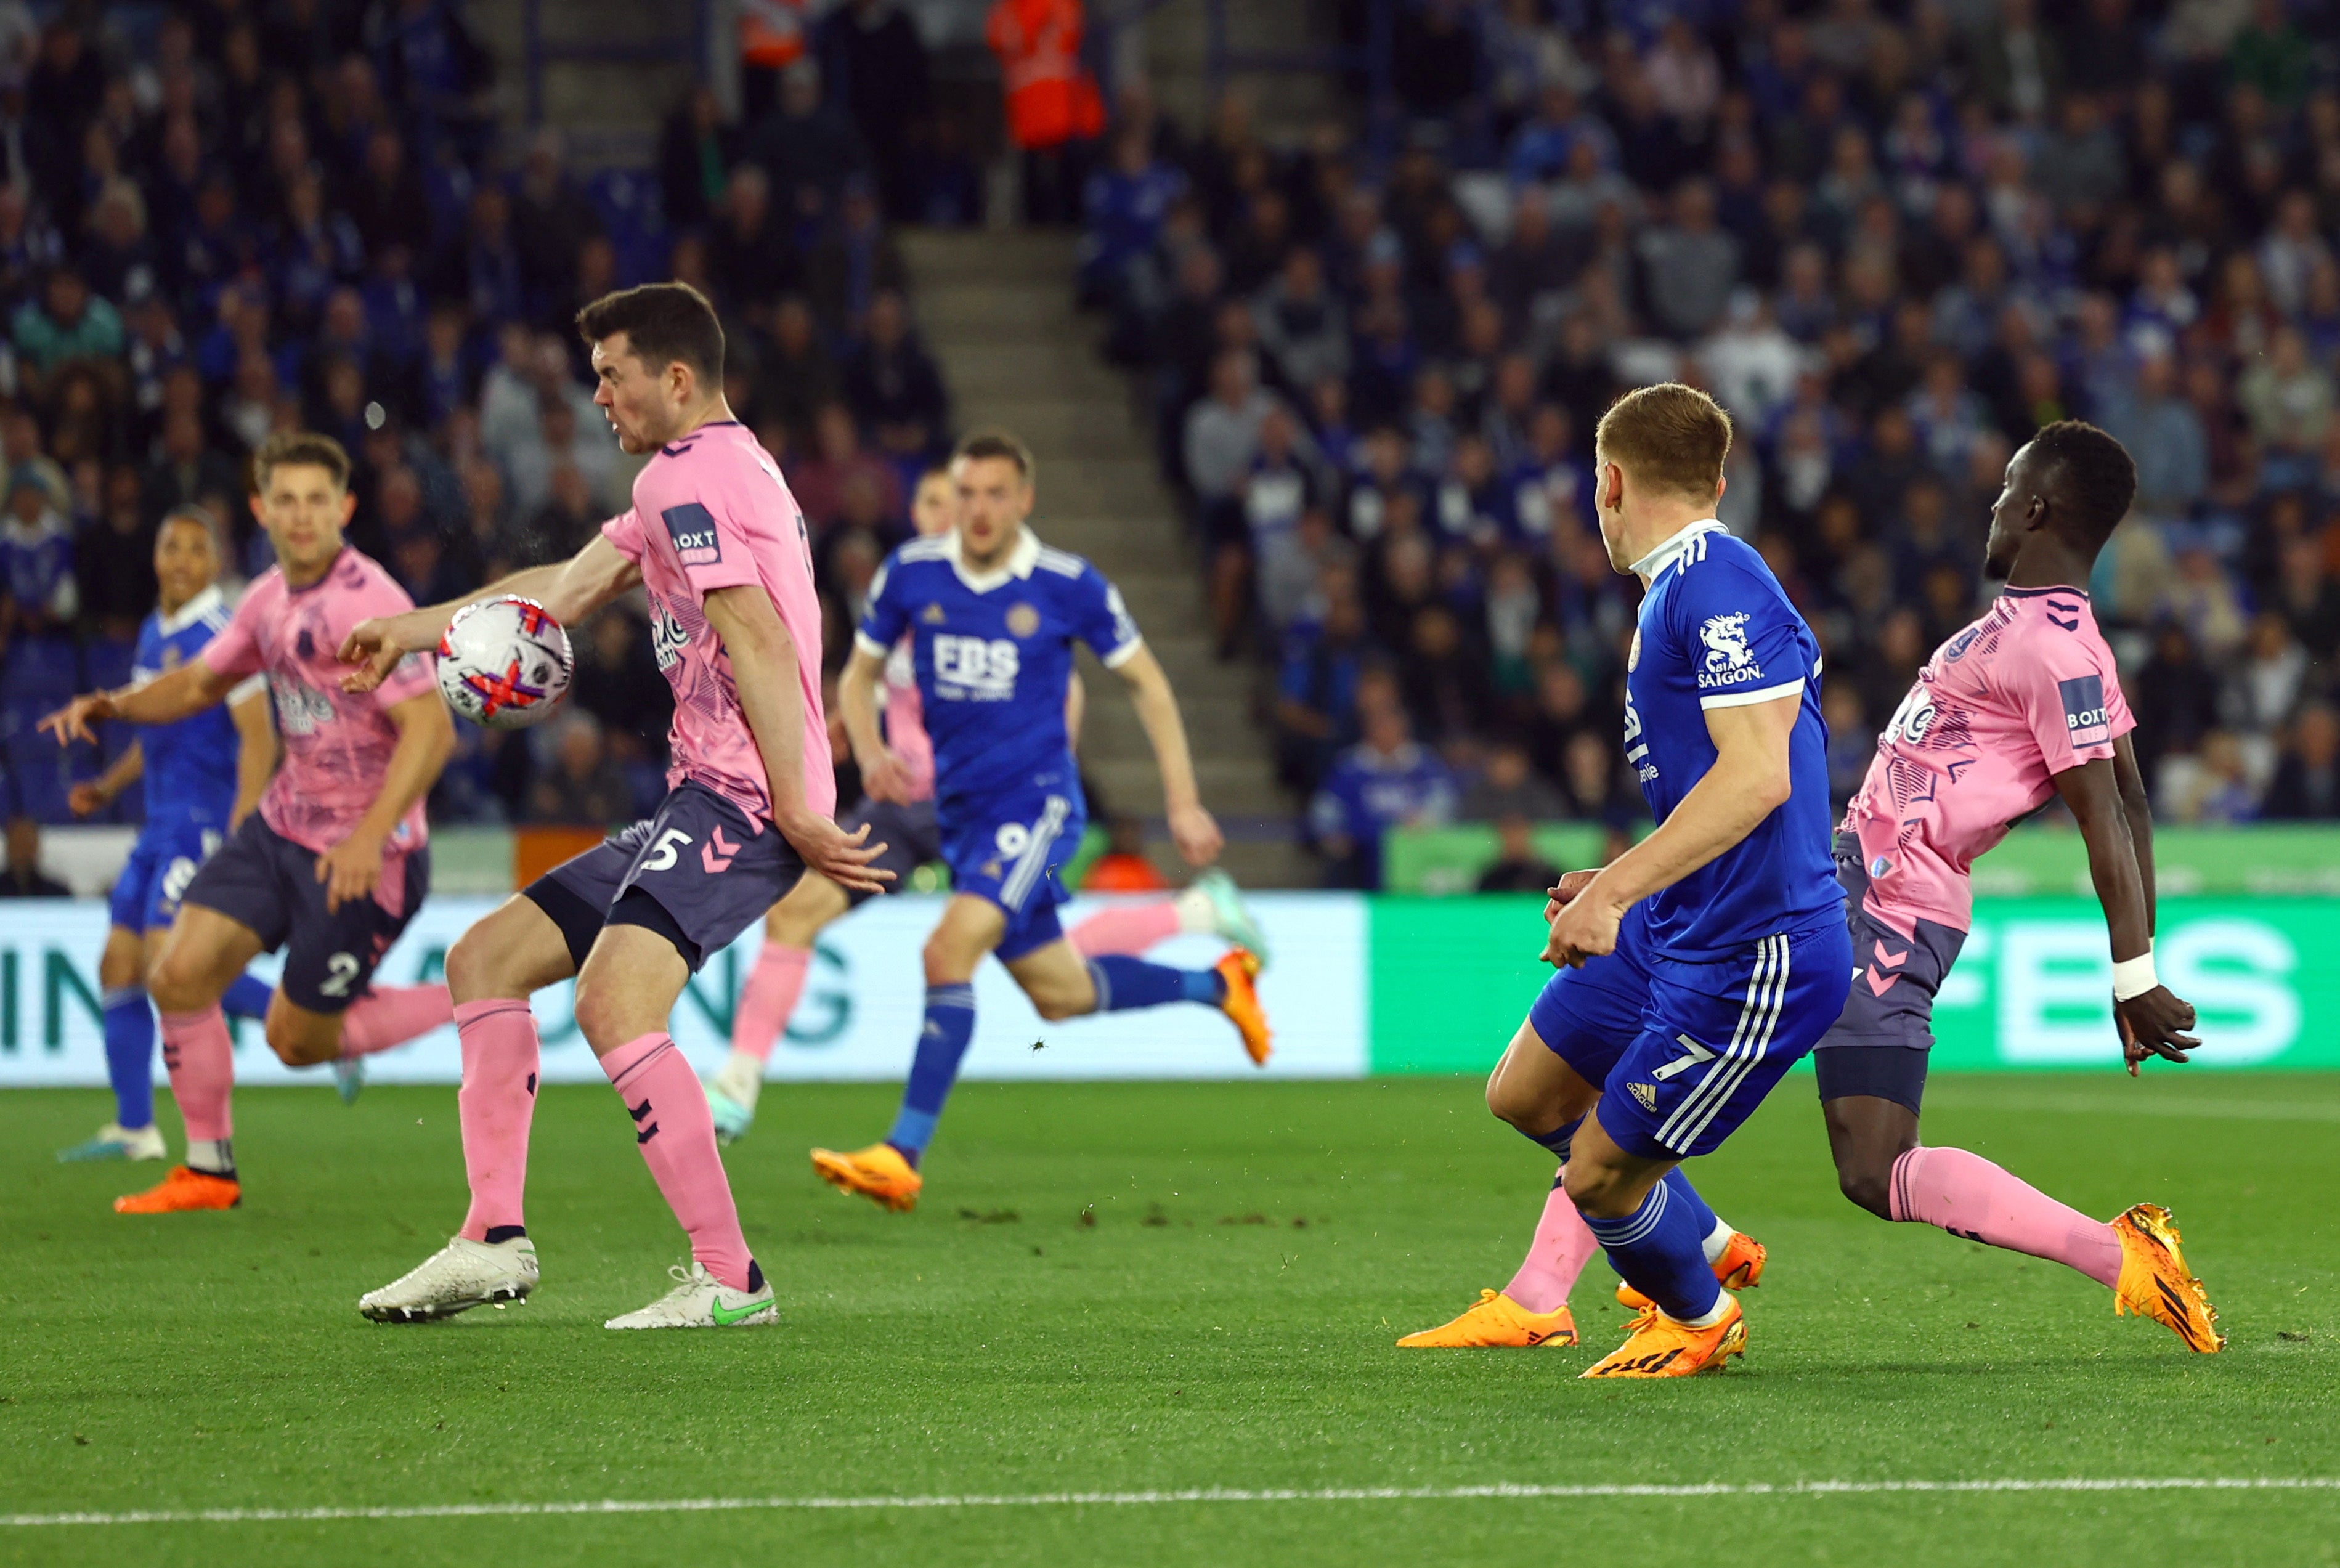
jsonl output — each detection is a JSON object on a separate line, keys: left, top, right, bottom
{"left": 6, "top": 2, "right": 2336, "bottom": 1565}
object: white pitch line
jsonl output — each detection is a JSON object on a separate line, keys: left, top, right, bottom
{"left": 1924, "top": 1093, "right": 2340, "bottom": 1125}
{"left": 6, "top": 1477, "right": 2337, "bottom": 1527}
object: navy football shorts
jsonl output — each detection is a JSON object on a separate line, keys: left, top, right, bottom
{"left": 839, "top": 793, "right": 944, "bottom": 909}
{"left": 1810, "top": 831, "right": 1968, "bottom": 1116}
{"left": 181, "top": 813, "right": 431, "bottom": 1014}
{"left": 526, "top": 780, "right": 805, "bottom": 974}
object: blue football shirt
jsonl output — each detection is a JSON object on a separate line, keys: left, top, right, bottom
{"left": 856, "top": 529, "right": 1142, "bottom": 813}
{"left": 1623, "top": 521, "right": 1840, "bottom": 960}
{"left": 134, "top": 585, "right": 259, "bottom": 826}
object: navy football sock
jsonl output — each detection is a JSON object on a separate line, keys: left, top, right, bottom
{"left": 221, "top": 973, "right": 274, "bottom": 1020}
{"left": 885, "top": 983, "right": 976, "bottom": 1166}
{"left": 1582, "top": 1179, "right": 1725, "bottom": 1324}
{"left": 1517, "top": 1113, "right": 1582, "bottom": 1162}
{"left": 100, "top": 985, "right": 154, "bottom": 1131}
{"left": 1084, "top": 955, "right": 1224, "bottom": 1012}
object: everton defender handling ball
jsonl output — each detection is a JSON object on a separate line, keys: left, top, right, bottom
{"left": 340, "top": 282, "right": 885, "bottom": 1329}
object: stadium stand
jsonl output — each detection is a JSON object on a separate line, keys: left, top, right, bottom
{"left": 0, "top": 1, "right": 959, "bottom": 838}
{"left": 1079, "top": 0, "right": 2340, "bottom": 885}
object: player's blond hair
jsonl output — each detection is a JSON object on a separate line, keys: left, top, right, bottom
{"left": 1593, "top": 383, "right": 1732, "bottom": 504}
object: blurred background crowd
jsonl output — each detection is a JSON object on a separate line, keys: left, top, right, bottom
{"left": 1081, "top": 0, "right": 2340, "bottom": 883}
{"left": 3, "top": 0, "right": 2338, "bottom": 894}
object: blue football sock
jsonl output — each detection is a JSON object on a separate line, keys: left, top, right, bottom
{"left": 1085, "top": 955, "right": 1224, "bottom": 1012}
{"left": 1660, "top": 1166, "right": 1723, "bottom": 1255}
{"left": 1582, "top": 1178, "right": 1725, "bottom": 1323}
{"left": 1517, "top": 1113, "right": 1582, "bottom": 1161}
{"left": 101, "top": 985, "right": 154, "bottom": 1130}
{"left": 885, "top": 983, "right": 976, "bottom": 1166}
{"left": 221, "top": 973, "right": 274, "bottom": 1020}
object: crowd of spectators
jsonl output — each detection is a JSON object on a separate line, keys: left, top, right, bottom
{"left": 0, "top": 1, "right": 954, "bottom": 832}
{"left": 1083, "top": 0, "right": 2340, "bottom": 884}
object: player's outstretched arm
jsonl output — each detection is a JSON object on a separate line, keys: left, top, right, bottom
{"left": 1544, "top": 693, "right": 1796, "bottom": 967}
{"left": 839, "top": 640, "right": 913, "bottom": 804}
{"left": 338, "top": 536, "right": 644, "bottom": 691}
{"left": 314, "top": 690, "right": 455, "bottom": 912}
{"left": 1111, "top": 644, "right": 1223, "bottom": 866}
{"left": 40, "top": 660, "right": 237, "bottom": 746}
{"left": 2052, "top": 750, "right": 2198, "bottom": 1074}
{"left": 227, "top": 685, "right": 277, "bottom": 831}
{"left": 69, "top": 739, "right": 141, "bottom": 818}
{"left": 704, "top": 584, "right": 892, "bottom": 893}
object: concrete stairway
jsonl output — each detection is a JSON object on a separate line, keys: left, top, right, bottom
{"left": 900, "top": 227, "right": 1312, "bottom": 888}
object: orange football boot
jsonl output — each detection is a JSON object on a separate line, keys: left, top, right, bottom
{"left": 1615, "top": 1228, "right": 1767, "bottom": 1312}
{"left": 1580, "top": 1295, "right": 1746, "bottom": 1378}
{"left": 1216, "top": 948, "right": 1272, "bottom": 1066}
{"left": 1396, "top": 1289, "right": 1577, "bottom": 1347}
{"left": 113, "top": 1165, "right": 240, "bottom": 1213}
{"left": 2111, "top": 1203, "right": 2225, "bottom": 1352}
{"left": 809, "top": 1142, "right": 924, "bottom": 1212}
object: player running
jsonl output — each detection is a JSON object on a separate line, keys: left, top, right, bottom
{"left": 41, "top": 434, "right": 458, "bottom": 1214}
{"left": 343, "top": 281, "right": 882, "bottom": 1329}
{"left": 709, "top": 460, "right": 1268, "bottom": 1143}
{"left": 1814, "top": 421, "right": 2220, "bottom": 1349}
{"left": 55, "top": 508, "right": 283, "bottom": 1163}
{"left": 805, "top": 428, "right": 1270, "bottom": 1214}
{"left": 1403, "top": 384, "right": 1850, "bottom": 1377}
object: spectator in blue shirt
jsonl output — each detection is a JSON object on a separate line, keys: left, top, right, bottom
{"left": 1308, "top": 680, "right": 1458, "bottom": 890}
{"left": 1274, "top": 584, "right": 1376, "bottom": 794}
{"left": 1083, "top": 124, "right": 1187, "bottom": 306}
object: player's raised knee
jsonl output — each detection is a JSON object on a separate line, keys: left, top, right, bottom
{"left": 265, "top": 1010, "right": 338, "bottom": 1066}
{"left": 145, "top": 948, "right": 213, "bottom": 1014}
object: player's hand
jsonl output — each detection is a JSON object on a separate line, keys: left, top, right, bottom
{"left": 2115, "top": 985, "right": 2200, "bottom": 1076}
{"left": 338, "top": 609, "right": 442, "bottom": 693}
{"left": 1542, "top": 880, "right": 1625, "bottom": 969}
{"left": 315, "top": 830, "right": 385, "bottom": 912}
{"left": 782, "top": 811, "right": 895, "bottom": 895}
{"left": 859, "top": 749, "right": 916, "bottom": 805}
{"left": 1542, "top": 868, "right": 1600, "bottom": 925}
{"left": 1167, "top": 802, "right": 1224, "bottom": 867}
{"left": 67, "top": 781, "right": 107, "bottom": 818}
{"left": 39, "top": 691, "right": 116, "bottom": 747}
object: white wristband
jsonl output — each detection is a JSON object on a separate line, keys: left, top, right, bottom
{"left": 2111, "top": 949, "right": 2158, "bottom": 1002}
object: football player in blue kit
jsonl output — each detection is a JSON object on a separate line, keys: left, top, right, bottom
{"left": 57, "top": 509, "right": 281, "bottom": 1162}
{"left": 1480, "top": 384, "right": 1850, "bottom": 1377}
{"left": 806, "top": 431, "right": 1273, "bottom": 1212}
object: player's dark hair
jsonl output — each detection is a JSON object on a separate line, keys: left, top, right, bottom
{"left": 2028, "top": 420, "right": 2136, "bottom": 546}
{"left": 158, "top": 504, "right": 221, "bottom": 551}
{"left": 575, "top": 282, "right": 725, "bottom": 387}
{"left": 251, "top": 431, "right": 351, "bottom": 493}
{"left": 1595, "top": 383, "right": 1732, "bottom": 503}
{"left": 954, "top": 428, "right": 1036, "bottom": 483}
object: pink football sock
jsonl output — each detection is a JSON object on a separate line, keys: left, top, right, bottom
{"left": 338, "top": 983, "right": 454, "bottom": 1058}
{"left": 1889, "top": 1145, "right": 2123, "bottom": 1288}
{"left": 601, "top": 1033, "right": 754, "bottom": 1291}
{"left": 160, "top": 1007, "right": 235, "bottom": 1142}
{"left": 455, "top": 999, "right": 540, "bottom": 1242}
{"left": 1503, "top": 1172, "right": 1602, "bottom": 1314}
{"left": 1066, "top": 901, "right": 1183, "bottom": 958}
{"left": 730, "top": 942, "right": 811, "bottom": 1064}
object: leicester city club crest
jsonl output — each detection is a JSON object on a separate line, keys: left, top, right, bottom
{"left": 1005, "top": 603, "right": 1040, "bottom": 638}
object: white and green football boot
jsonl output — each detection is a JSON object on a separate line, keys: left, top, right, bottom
{"left": 605, "top": 1261, "right": 775, "bottom": 1330}
{"left": 1188, "top": 869, "right": 1270, "bottom": 967}
{"left": 57, "top": 1121, "right": 168, "bottom": 1163}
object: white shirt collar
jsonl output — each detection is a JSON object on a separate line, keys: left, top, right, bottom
{"left": 944, "top": 526, "right": 1041, "bottom": 593}
{"left": 1629, "top": 518, "right": 1728, "bottom": 581}
{"left": 157, "top": 583, "right": 224, "bottom": 635}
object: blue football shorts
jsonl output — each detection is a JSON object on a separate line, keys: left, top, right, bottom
{"left": 941, "top": 785, "right": 1084, "bottom": 962}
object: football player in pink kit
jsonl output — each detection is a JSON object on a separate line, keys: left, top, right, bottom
{"left": 340, "top": 282, "right": 885, "bottom": 1329}
{"left": 705, "top": 460, "right": 1269, "bottom": 1142}
{"left": 1813, "top": 420, "right": 2220, "bottom": 1351}
{"left": 41, "top": 433, "right": 458, "bottom": 1214}
{"left": 1399, "top": 421, "right": 2224, "bottom": 1355}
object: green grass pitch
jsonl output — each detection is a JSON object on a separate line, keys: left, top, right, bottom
{"left": 2, "top": 1071, "right": 2336, "bottom": 1566}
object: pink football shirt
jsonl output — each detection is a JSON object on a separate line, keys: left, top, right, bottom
{"left": 602, "top": 420, "right": 836, "bottom": 825}
{"left": 1843, "top": 585, "right": 2135, "bottom": 935}
{"left": 202, "top": 548, "right": 437, "bottom": 885}
{"left": 881, "top": 635, "right": 936, "bottom": 802}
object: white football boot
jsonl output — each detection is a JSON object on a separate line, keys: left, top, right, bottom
{"left": 57, "top": 1122, "right": 168, "bottom": 1163}
{"left": 604, "top": 1261, "right": 776, "bottom": 1330}
{"left": 705, "top": 1053, "right": 762, "bottom": 1145}
{"left": 359, "top": 1235, "right": 538, "bottom": 1322}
